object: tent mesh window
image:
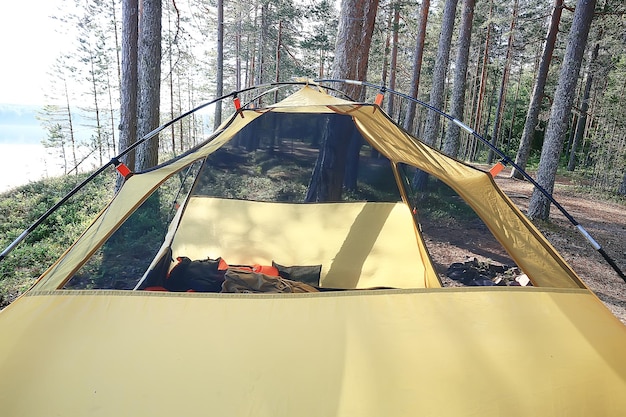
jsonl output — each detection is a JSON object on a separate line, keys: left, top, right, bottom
{"left": 59, "top": 108, "right": 521, "bottom": 291}
{"left": 398, "top": 164, "right": 520, "bottom": 287}
{"left": 63, "top": 162, "right": 201, "bottom": 290}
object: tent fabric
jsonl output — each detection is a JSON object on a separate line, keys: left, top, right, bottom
{"left": 349, "top": 106, "right": 583, "bottom": 288}
{"left": 1, "top": 289, "right": 626, "bottom": 417}
{"left": 169, "top": 197, "right": 434, "bottom": 289}
{"left": 32, "top": 86, "right": 582, "bottom": 291}
{"left": 3, "top": 84, "right": 626, "bottom": 416}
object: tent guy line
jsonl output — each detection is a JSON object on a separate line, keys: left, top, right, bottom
{"left": 1, "top": 79, "right": 624, "bottom": 283}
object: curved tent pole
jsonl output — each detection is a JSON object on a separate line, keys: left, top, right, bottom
{"left": 3, "top": 79, "right": 624, "bottom": 283}
{"left": 314, "top": 78, "right": 625, "bottom": 283}
{"left": 0, "top": 80, "right": 352, "bottom": 263}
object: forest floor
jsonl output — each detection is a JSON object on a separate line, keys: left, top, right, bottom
{"left": 423, "top": 166, "right": 626, "bottom": 324}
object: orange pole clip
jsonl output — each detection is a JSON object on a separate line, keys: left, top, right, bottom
{"left": 233, "top": 96, "right": 244, "bottom": 118}
{"left": 374, "top": 92, "right": 384, "bottom": 106}
{"left": 115, "top": 162, "right": 132, "bottom": 178}
{"left": 489, "top": 161, "right": 505, "bottom": 177}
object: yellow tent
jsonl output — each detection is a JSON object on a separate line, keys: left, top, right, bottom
{"left": 1, "top": 85, "right": 625, "bottom": 416}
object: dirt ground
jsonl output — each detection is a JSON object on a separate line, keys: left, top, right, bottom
{"left": 422, "top": 168, "right": 626, "bottom": 325}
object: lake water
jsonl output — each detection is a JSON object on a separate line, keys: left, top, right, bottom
{"left": 0, "top": 143, "right": 65, "bottom": 192}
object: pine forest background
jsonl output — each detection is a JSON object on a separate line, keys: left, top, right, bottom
{"left": 38, "top": 0, "right": 626, "bottom": 197}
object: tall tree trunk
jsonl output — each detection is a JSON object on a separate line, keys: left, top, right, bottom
{"left": 618, "top": 170, "right": 626, "bottom": 196}
{"left": 271, "top": 19, "right": 283, "bottom": 151}
{"left": 89, "top": 48, "right": 104, "bottom": 166}
{"left": 306, "top": 116, "right": 355, "bottom": 202}
{"left": 214, "top": 0, "right": 224, "bottom": 131}
{"left": 118, "top": 0, "right": 138, "bottom": 189}
{"left": 63, "top": 79, "right": 78, "bottom": 172}
{"left": 528, "top": 0, "right": 596, "bottom": 220}
{"left": 235, "top": 5, "right": 242, "bottom": 90}
{"left": 256, "top": 2, "right": 267, "bottom": 88}
{"left": 414, "top": 0, "right": 459, "bottom": 190}
{"left": 505, "top": 65, "right": 523, "bottom": 153}
{"left": 306, "top": 0, "right": 379, "bottom": 202}
{"left": 422, "top": 0, "right": 459, "bottom": 146}
{"left": 332, "top": 0, "right": 379, "bottom": 99}
{"left": 511, "top": 0, "right": 563, "bottom": 179}
{"left": 442, "top": 0, "right": 476, "bottom": 158}
{"left": 274, "top": 20, "right": 282, "bottom": 104}
{"left": 136, "top": 0, "right": 162, "bottom": 172}
{"left": 106, "top": 66, "right": 117, "bottom": 156}
{"left": 342, "top": 0, "right": 378, "bottom": 192}
{"left": 111, "top": 0, "right": 122, "bottom": 91}
{"left": 380, "top": 6, "right": 393, "bottom": 86}
{"left": 567, "top": 39, "right": 600, "bottom": 171}
{"left": 385, "top": 5, "right": 400, "bottom": 117}
{"left": 487, "top": 0, "right": 518, "bottom": 164}
{"left": 167, "top": 4, "right": 175, "bottom": 153}
{"left": 473, "top": 0, "right": 493, "bottom": 148}
{"left": 403, "top": 0, "right": 430, "bottom": 134}
{"left": 462, "top": 41, "right": 482, "bottom": 160}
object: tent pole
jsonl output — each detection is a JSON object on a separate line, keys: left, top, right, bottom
{"left": 3, "top": 79, "right": 623, "bottom": 283}
{"left": 314, "top": 78, "right": 625, "bottom": 283}
{"left": 0, "top": 81, "right": 343, "bottom": 263}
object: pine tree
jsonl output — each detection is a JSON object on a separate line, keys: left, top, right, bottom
{"left": 135, "top": 0, "right": 162, "bottom": 172}
{"left": 306, "top": 0, "right": 379, "bottom": 202}
{"left": 511, "top": 0, "right": 564, "bottom": 179}
{"left": 528, "top": 0, "right": 597, "bottom": 220}
{"left": 442, "top": 0, "right": 476, "bottom": 158}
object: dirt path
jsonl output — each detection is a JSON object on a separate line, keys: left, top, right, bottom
{"left": 423, "top": 167, "right": 626, "bottom": 324}
{"left": 492, "top": 173, "right": 626, "bottom": 324}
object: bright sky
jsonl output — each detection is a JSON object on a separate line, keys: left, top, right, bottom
{"left": 0, "top": 1, "right": 71, "bottom": 105}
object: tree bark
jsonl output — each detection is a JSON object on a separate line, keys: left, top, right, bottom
{"left": 414, "top": 0, "right": 458, "bottom": 190}
{"left": 619, "top": 170, "right": 626, "bottom": 196}
{"left": 213, "top": 0, "right": 224, "bottom": 131}
{"left": 380, "top": 6, "right": 393, "bottom": 86}
{"left": 341, "top": 0, "right": 378, "bottom": 192}
{"left": 442, "top": 0, "right": 476, "bottom": 158}
{"left": 487, "top": 0, "right": 518, "bottom": 164}
{"left": 136, "top": 0, "right": 162, "bottom": 172}
{"left": 403, "top": 0, "right": 430, "bottom": 134}
{"left": 421, "top": 0, "right": 459, "bottom": 147}
{"left": 332, "top": 0, "right": 379, "bottom": 99}
{"left": 385, "top": 5, "right": 400, "bottom": 117}
{"left": 305, "top": 116, "right": 357, "bottom": 202}
{"left": 567, "top": 40, "right": 599, "bottom": 171}
{"left": 511, "top": 0, "right": 563, "bottom": 179}
{"left": 472, "top": 0, "right": 493, "bottom": 150}
{"left": 528, "top": 0, "right": 596, "bottom": 220}
{"left": 306, "top": 0, "right": 379, "bottom": 201}
{"left": 118, "top": 0, "right": 138, "bottom": 186}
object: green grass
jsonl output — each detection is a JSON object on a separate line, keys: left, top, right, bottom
{"left": 0, "top": 172, "right": 115, "bottom": 306}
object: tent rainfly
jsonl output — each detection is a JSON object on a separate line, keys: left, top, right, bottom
{"left": 1, "top": 84, "right": 625, "bottom": 417}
